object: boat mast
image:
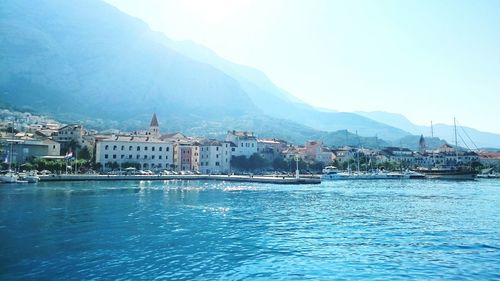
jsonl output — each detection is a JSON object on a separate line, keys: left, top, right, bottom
{"left": 454, "top": 117, "right": 459, "bottom": 163}
{"left": 430, "top": 121, "right": 434, "bottom": 167}
{"left": 356, "top": 131, "right": 360, "bottom": 173}
{"left": 9, "top": 141, "right": 13, "bottom": 171}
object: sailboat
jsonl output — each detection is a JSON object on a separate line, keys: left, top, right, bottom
{"left": 417, "top": 118, "right": 477, "bottom": 180}
{"left": 1, "top": 142, "right": 19, "bottom": 183}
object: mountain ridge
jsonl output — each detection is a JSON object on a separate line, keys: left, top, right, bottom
{"left": 2, "top": 0, "right": 492, "bottom": 150}
{"left": 356, "top": 111, "right": 500, "bottom": 148}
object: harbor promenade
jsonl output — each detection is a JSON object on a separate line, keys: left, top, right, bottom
{"left": 38, "top": 174, "right": 321, "bottom": 185}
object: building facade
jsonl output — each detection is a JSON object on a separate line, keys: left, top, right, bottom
{"left": 95, "top": 135, "right": 173, "bottom": 170}
{"left": 225, "top": 130, "right": 258, "bottom": 158}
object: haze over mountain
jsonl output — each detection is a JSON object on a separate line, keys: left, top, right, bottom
{"left": 0, "top": 0, "right": 411, "bottom": 143}
{"left": 356, "top": 111, "right": 500, "bottom": 149}
{"left": 1, "top": 0, "right": 496, "bottom": 149}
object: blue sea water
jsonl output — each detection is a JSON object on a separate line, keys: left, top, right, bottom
{"left": 0, "top": 179, "right": 499, "bottom": 280}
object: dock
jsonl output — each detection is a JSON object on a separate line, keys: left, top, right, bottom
{"left": 38, "top": 174, "right": 321, "bottom": 185}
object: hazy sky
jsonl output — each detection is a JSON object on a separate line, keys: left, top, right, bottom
{"left": 105, "top": 0, "right": 500, "bottom": 134}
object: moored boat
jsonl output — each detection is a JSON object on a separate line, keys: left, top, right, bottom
{"left": 417, "top": 166, "right": 477, "bottom": 180}
{"left": 18, "top": 171, "right": 40, "bottom": 183}
{"left": 0, "top": 171, "right": 18, "bottom": 183}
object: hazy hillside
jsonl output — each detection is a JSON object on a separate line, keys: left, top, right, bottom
{"left": 160, "top": 40, "right": 411, "bottom": 140}
{"left": 357, "top": 111, "right": 500, "bottom": 148}
{"left": 0, "top": 0, "right": 258, "bottom": 120}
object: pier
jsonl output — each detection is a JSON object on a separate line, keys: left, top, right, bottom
{"left": 38, "top": 174, "right": 321, "bottom": 185}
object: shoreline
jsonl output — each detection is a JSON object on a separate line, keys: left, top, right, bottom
{"left": 37, "top": 174, "right": 321, "bottom": 185}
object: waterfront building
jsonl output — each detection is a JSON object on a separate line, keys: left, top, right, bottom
{"left": 282, "top": 146, "right": 307, "bottom": 161}
{"left": 198, "top": 139, "right": 234, "bottom": 174}
{"left": 381, "top": 147, "right": 415, "bottom": 166}
{"left": 478, "top": 151, "right": 500, "bottom": 167}
{"left": 257, "top": 139, "right": 287, "bottom": 162}
{"left": 95, "top": 135, "right": 173, "bottom": 170}
{"left": 225, "top": 130, "right": 258, "bottom": 158}
{"left": 303, "top": 140, "right": 336, "bottom": 164}
{"left": 54, "top": 124, "right": 95, "bottom": 155}
{"left": 315, "top": 147, "right": 335, "bottom": 164}
{"left": 0, "top": 137, "right": 60, "bottom": 168}
{"left": 172, "top": 141, "right": 195, "bottom": 171}
{"left": 332, "top": 147, "right": 356, "bottom": 164}
{"left": 94, "top": 114, "right": 174, "bottom": 171}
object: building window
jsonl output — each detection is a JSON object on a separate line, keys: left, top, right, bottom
{"left": 53, "top": 145, "right": 56, "bottom": 149}
{"left": 121, "top": 146, "right": 124, "bottom": 150}
{"left": 129, "top": 155, "right": 132, "bottom": 159}
{"left": 121, "top": 155, "right": 124, "bottom": 159}
{"left": 165, "top": 156, "right": 168, "bottom": 160}
{"left": 241, "top": 143, "right": 243, "bottom": 147}
{"left": 105, "top": 145, "right": 109, "bottom": 150}
{"left": 129, "top": 146, "right": 132, "bottom": 151}
{"left": 144, "top": 146, "right": 148, "bottom": 151}
{"left": 232, "top": 148, "right": 235, "bottom": 152}
{"left": 113, "top": 155, "right": 116, "bottom": 159}
{"left": 137, "top": 146, "right": 140, "bottom": 151}
{"left": 216, "top": 162, "right": 220, "bottom": 166}
{"left": 113, "top": 145, "right": 117, "bottom": 150}
{"left": 136, "top": 155, "right": 140, "bottom": 159}
{"left": 166, "top": 147, "right": 169, "bottom": 151}
{"left": 144, "top": 155, "right": 147, "bottom": 159}
{"left": 152, "top": 155, "right": 155, "bottom": 159}
{"left": 159, "top": 147, "right": 162, "bottom": 152}
{"left": 105, "top": 154, "right": 108, "bottom": 159}
{"left": 152, "top": 147, "right": 155, "bottom": 151}
{"left": 252, "top": 143, "right": 254, "bottom": 147}
{"left": 216, "top": 147, "right": 219, "bottom": 151}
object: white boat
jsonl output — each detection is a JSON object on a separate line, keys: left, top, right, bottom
{"left": 0, "top": 171, "right": 18, "bottom": 183}
{"left": 321, "top": 166, "right": 350, "bottom": 180}
{"left": 24, "top": 175, "right": 40, "bottom": 183}
{"left": 476, "top": 173, "right": 496, "bottom": 179}
{"left": 18, "top": 172, "right": 40, "bottom": 183}
{"left": 322, "top": 168, "right": 390, "bottom": 180}
{"left": 322, "top": 167, "right": 425, "bottom": 180}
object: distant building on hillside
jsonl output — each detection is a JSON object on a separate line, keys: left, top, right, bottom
{"left": 54, "top": 124, "right": 95, "bottom": 155}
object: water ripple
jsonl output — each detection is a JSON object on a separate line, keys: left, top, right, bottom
{"left": 0, "top": 179, "right": 499, "bottom": 280}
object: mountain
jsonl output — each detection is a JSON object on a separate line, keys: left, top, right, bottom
{"left": 356, "top": 111, "right": 500, "bottom": 149}
{"left": 0, "top": 0, "right": 258, "bottom": 120}
{"left": 159, "top": 39, "right": 411, "bottom": 141}
{"left": 0, "top": 0, "right": 410, "bottom": 147}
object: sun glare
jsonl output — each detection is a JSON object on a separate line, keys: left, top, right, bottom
{"left": 181, "top": 0, "right": 251, "bottom": 24}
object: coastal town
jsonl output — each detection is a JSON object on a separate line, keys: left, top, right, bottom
{"left": 1, "top": 110, "right": 499, "bottom": 181}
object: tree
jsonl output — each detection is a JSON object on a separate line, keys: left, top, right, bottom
{"left": 230, "top": 155, "right": 248, "bottom": 170}
{"left": 248, "top": 153, "right": 268, "bottom": 170}
{"left": 272, "top": 157, "right": 288, "bottom": 171}
{"left": 231, "top": 153, "right": 269, "bottom": 172}
{"left": 309, "top": 161, "right": 325, "bottom": 173}
{"left": 78, "top": 146, "right": 91, "bottom": 160}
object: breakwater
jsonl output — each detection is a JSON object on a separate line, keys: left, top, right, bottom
{"left": 38, "top": 174, "right": 321, "bottom": 185}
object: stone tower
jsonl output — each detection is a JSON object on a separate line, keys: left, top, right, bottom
{"left": 419, "top": 134, "right": 426, "bottom": 154}
{"left": 149, "top": 113, "right": 160, "bottom": 137}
